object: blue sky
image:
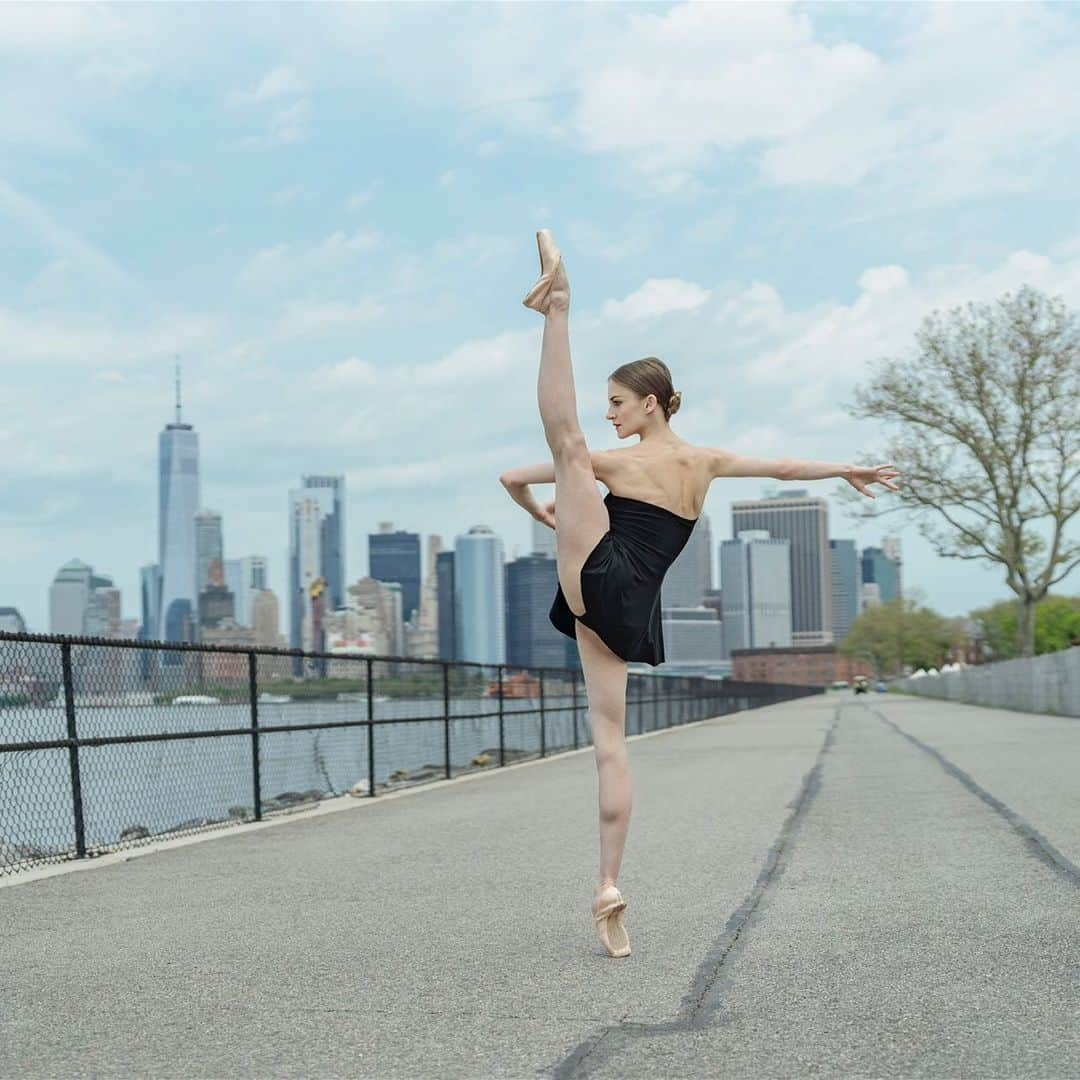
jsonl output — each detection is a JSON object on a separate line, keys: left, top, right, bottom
{"left": 3, "top": 1, "right": 1080, "bottom": 632}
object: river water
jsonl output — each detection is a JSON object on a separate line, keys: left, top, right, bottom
{"left": 1, "top": 687, "right": 709, "bottom": 863}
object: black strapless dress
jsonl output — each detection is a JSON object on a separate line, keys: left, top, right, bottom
{"left": 549, "top": 491, "right": 699, "bottom": 666}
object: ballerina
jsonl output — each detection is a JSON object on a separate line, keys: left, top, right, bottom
{"left": 501, "top": 229, "right": 900, "bottom": 957}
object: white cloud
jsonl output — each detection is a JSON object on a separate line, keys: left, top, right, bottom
{"left": 271, "top": 97, "right": 308, "bottom": 143}
{"left": 574, "top": 4, "right": 881, "bottom": 173}
{"left": 272, "top": 297, "right": 386, "bottom": 341}
{"left": 5, "top": 4, "right": 1079, "bottom": 209}
{"left": 602, "top": 278, "right": 711, "bottom": 321}
{"left": 0, "top": 307, "right": 219, "bottom": 366}
{"left": 0, "top": 179, "right": 134, "bottom": 290}
{"left": 310, "top": 357, "right": 379, "bottom": 389}
{"left": 239, "top": 228, "right": 383, "bottom": 290}
{"left": 682, "top": 207, "right": 737, "bottom": 248}
{"left": 744, "top": 246, "right": 1080, "bottom": 421}
{"left": 569, "top": 222, "right": 651, "bottom": 262}
{"left": 346, "top": 188, "right": 376, "bottom": 212}
{"left": 227, "top": 66, "right": 305, "bottom": 107}
{"left": 309, "top": 2, "right": 1080, "bottom": 204}
{"left": 858, "top": 266, "right": 909, "bottom": 294}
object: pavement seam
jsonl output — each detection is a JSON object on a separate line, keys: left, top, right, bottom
{"left": 545, "top": 703, "right": 844, "bottom": 1078}
{"left": 873, "top": 707, "right": 1080, "bottom": 888}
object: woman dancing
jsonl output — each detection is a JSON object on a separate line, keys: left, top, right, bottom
{"left": 500, "top": 228, "right": 900, "bottom": 958}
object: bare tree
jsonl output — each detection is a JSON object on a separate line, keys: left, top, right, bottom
{"left": 839, "top": 284, "right": 1080, "bottom": 657}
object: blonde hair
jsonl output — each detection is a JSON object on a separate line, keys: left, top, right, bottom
{"left": 609, "top": 356, "right": 682, "bottom": 421}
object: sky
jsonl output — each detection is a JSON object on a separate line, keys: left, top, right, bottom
{"left": 3, "top": 1, "right": 1080, "bottom": 633}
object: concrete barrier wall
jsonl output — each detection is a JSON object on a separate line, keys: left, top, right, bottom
{"left": 894, "top": 646, "right": 1080, "bottom": 717}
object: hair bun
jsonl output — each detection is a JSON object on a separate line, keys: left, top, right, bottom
{"left": 668, "top": 389, "right": 682, "bottom": 416}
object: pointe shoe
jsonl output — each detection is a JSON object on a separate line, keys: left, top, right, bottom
{"left": 593, "top": 883, "right": 631, "bottom": 957}
{"left": 522, "top": 228, "right": 570, "bottom": 314}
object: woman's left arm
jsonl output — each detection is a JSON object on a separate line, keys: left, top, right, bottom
{"left": 499, "top": 450, "right": 615, "bottom": 523}
{"left": 499, "top": 462, "right": 554, "bottom": 520}
{"left": 500, "top": 462, "right": 556, "bottom": 486}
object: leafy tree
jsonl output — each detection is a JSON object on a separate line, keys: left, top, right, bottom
{"left": 970, "top": 593, "right": 1080, "bottom": 658}
{"left": 838, "top": 592, "right": 955, "bottom": 677}
{"left": 839, "top": 284, "right": 1080, "bottom": 657}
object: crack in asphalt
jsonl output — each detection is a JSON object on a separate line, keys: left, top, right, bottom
{"left": 545, "top": 703, "right": 844, "bottom": 1078}
{"left": 873, "top": 707, "right": 1080, "bottom": 888}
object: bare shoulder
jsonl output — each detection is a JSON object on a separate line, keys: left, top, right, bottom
{"left": 596, "top": 442, "right": 711, "bottom": 486}
{"left": 588, "top": 447, "right": 623, "bottom": 485}
{"left": 700, "top": 444, "right": 733, "bottom": 478}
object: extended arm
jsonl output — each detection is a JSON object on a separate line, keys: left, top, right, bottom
{"left": 710, "top": 448, "right": 852, "bottom": 482}
{"left": 710, "top": 448, "right": 900, "bottom": 497}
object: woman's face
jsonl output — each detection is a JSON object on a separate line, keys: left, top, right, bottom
{"left": 605, "top": 381, "right": 652, "bottom": 439}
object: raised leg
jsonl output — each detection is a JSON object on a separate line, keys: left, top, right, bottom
{"left": 538, "top": 308, "right": 609, "bottom": 617}
{"left": 575, "top": 619, "right": 632, "bottom": 889}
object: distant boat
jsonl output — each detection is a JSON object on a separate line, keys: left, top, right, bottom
{"left": 258, "top": 692, "right": 292, "bottom": 704}
{"left": 173, "top": 694, "right": 221, "bottom": 705}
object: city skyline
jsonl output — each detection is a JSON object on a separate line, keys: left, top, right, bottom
{"left": 3, "top": 380, "right": 987, "bottom": 636}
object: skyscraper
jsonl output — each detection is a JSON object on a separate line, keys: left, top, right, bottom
{"left": 861, "top": 546, "right": 899, "bottom": 602}
{"left": 300, "top": 475, "right": 346, "bottom": 606}
{"left": 880, "top": 535, "right": 903, "bottom": 598}
{"left": 436, "top": 550, "right": 457, "bottom": 661}
{"left": 139, "top": 563, "right": 160, "bottom": 643}
{"left": 370, "top": 524, "right": 422, "bottom": 625}
{"left": 224, "top": 556, "right": 269, "bottom": 627}
{"left": 720, "top": 531, "right": 792, "bottom": 653}
{"left": 505, "top": 554, "right": 563, "bottom": 669}
{"left": 830, "top": 539, "right": 858, "bottom": 643}
{"left": 288, "top": 483, "right": 337, "bottom": 651}
{"left": 531, "top": 516, "right": 556, "bottom": 558}
{"left": 454, "top": 525, "right": 505, "bottom": 665}
{"left": 731, "top": 491, "right": 833, "bottom": 645}
{"left": 195, "top": 510, "right": 224, "bottom": 599}
{"left": 661, "top": 514, "right": 712, "bottom": 608}
{"left": 158, "top": 364, "right": 200, "bottom": 644}
{"left": 49, "top": 559, "right": 94, "bottom": 635}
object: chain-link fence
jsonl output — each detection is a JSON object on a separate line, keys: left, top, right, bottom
{"left": 0, "top": 630, "right": 820, "bottom": 878}
{"left": 894, "top": 645, "right": 1080, "bottom": 717}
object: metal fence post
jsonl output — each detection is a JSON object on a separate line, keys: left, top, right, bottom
{"left": 497, "top": 664, "right": 505, "bottom": 767}
{"left": 571, "top": 667, "right": 579, "bottom": 750}
{"left": 60, "top": 642, "right": 86, "bottom": 860}
{"left": 539, "top": 670, "right": 546, "bottom": 758}
{"left": 443, "top": 662, "right": 451, "bottom": 779}
{"left": 248, "top": 652, "right": 262, "bottom": 822}
{"left": 366, "top": 657, "right": 376, "bottom": 797}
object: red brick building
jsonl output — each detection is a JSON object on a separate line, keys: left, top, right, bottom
{"left": 731, "top": 644, "right": 874, "bottom": 686}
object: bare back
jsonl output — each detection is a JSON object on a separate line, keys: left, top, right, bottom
{"left": 594, "top": 442, "right": 712, "bottom": 521}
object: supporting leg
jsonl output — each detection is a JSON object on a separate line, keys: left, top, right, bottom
{"left": 575, "top": 618, "right": 631, "bottom": 888}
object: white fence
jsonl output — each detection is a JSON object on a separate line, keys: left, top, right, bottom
{"left": 894, "top": 646, "right": 1080, "bottom": 717}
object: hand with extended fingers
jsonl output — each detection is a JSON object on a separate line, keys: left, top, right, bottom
{"left": 534, "top": 499, "right": 557, "bottom": 529}
{"left": 845, "top": 463, "right": 901, "bottom": 499}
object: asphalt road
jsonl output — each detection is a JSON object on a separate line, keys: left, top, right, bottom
{"left": 3, "top": 692, "right": 1078, "bottom": 1079}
